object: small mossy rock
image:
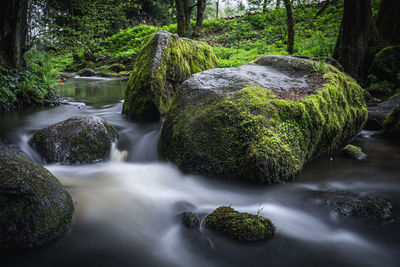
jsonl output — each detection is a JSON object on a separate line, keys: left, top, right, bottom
{"left": 109, "top": 63, "right": 126, "bottom": 72}
{"left": 160, "top": 55, "right": 367, "bottom": 184}
{"left": 181, "top": 212, "right": 200, "bottom": 228}
{"left": 342, "top": 145, "right": 366, "bottom": 160}
{"left": 0, "top": 142, "right": 74, "bottom": 248}
{"left": 369, "top": 45, "right": 400, "bottom": 86}
{"left": 30, "top": 116, "right": 117, "bottom": 165}
{"left": 365, "top": 92, "right": 400, "bottom": 130}
{"left": 77, "top": 68, "right": 96, "bottom": 77}
{"left": 122, "top": 30, "right": 218, "bottom": 121}
{"left": 203, "top": 206, "right": 275, "bottom": 242}
{"left": 383, "top": 106, "right": 400, "bottom": 141}
{"left": 325, "top": 191, "right": 392, "bottom": 222}
{"left": 99, "top": 70, "right": 122, "bottom": 77}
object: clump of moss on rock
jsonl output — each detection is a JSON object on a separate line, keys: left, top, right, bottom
{"left": 0, "top": 141, "right": 74, "bottom": 248}
{"left": 342, "top": 145, "right": 366, "bottom": 160}
{"left": 182, "top": 212, "right": 200, "bottom": 228}
{"left": 160, "top": 55, "right": 367, "bottom": 184}
{"left": 30, "top": 116, "right": 117, "bottom": 165}
{"left": 122, "top": 31, "right": 218, "bottom": 121}
{"left": 383, "top": 106, "right": 400, "bottom": 141}
{"left": 203, "top": 206, "right": 275, "bottom": 242}
{"left": 369, "top": 45, "right": 400, "bottom": 86}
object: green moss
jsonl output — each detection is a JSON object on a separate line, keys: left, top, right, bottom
{"left": 369, "top": 45, "right": 400, "bottom": 86}
{"left": 182, "top": 212, "right": 200, "bottom": 228}
{"left": 122, "top": 31, "right": 218, "bottom": 121}
{"left": 160, "top": 59, "right": 367, "bottom": 183}
{"left": 383, "top": 107, "right": 400, "bottom": 141}
{"left": 342, "top": 144, "right": 366, "bottom": 160}
{"left": 203, "top": 206, "right": 275, "bottom": 242}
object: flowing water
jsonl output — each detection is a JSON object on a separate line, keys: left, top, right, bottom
{"left": 1, "top": 78, "right": 400, "bottom": 267}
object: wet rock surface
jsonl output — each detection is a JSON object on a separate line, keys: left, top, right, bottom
{"left": 325, "top": 191, "right": 393, "bottom": 223}
{"left": 342, "top": 144, "right": 367, "bottom": 160}
{"left": 76, "top": 68, "right": 97, "bottom": 77}
{"left": 0, "top": 141, "right": 75, "bottom": 248}
{"left": 160, "top": 55, "right": 367, "bottom": 183}
{"left": 30, "top": 116, "right": 117, "bottom": 164}
{"left": 203, "top": 206, "right": 275, "bottom": 242}
{"left": 365, "top": 92, "right": 400, "bottom": 130}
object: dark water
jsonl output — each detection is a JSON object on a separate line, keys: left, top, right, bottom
{"left": 1, "top": 78, "right": 400, "bottom": 267}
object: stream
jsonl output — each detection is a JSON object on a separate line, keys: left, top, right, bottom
{"left": 1, "top": 77, "right": 399, "bottom": 267}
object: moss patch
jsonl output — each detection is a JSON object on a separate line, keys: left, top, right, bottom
{"left": 203, "top": 206, "right": 275, "bottom": 242}
{"left": 122, "top": 31, "right": 218, "bottom": 121}
{"left": 383, "top": 106, "right": 400, "bottom": 141}
{"left": 342, "top": 144, "right": 366, "bottom": 160}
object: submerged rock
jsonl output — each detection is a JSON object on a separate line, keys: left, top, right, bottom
{"left": 342, "top": 145, "right": 366, "bottom": 160}
{"left": 181, "top": 212, "right": 200, "bottom": 228}
{"left": 160, "top": 55, "right": 367, "bottom": 184}
{"left": 325, "top": 191, "right": 392, "bottom": 223}
{"left": 365, "top": 92, "right": 400, "bottom": 130}
{"left": 382, "top": 106, "right": 400, "bottom": 141}
{"left": 0, "top": 142, "right": 74, "bottom": 248}
{"left": 76, "top": 68, "right": 96, "bottom": 77}
{"left": 30, "top": 116, "right": 117, "bottom": 164}
{"left": 203, "top": 206, "right": 275, "bottom": 242}
{"left": 122, "top": 31, "right": 218, "bottom": 121}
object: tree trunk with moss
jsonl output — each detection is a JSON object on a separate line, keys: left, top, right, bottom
{"left": 376, "top": 0, "right": 400, "bottom": 47}
{"left": 0, "top": 0, "right": 29, "bottom": 70}
{"left": 176, "top": 0, "right": 191, "bottom": 37}
{"left": 333, "top": 0, "right": 378, "bottom": 80}
{"left": 283, "top": 0, "right": 295, "bottom": 54}
{"left": 194, "top": 0, "right": 207, "bottom": 36}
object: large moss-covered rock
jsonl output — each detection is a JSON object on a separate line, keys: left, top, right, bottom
{"left": 30, "top": 116, "right": 117, "bottom": 164}
{"left": 160, "top": 55, "right": 367, "bottom": 184}
{"left": 365, "top": 92, "right": 400, "bottom": 130}
{"left": 0, "top": 142, "right": 74, "bottom": 248}
{"left": 203, "top": 206, "right": 275, "bottom": 242}
{"left": 383, "top": 106, "right": 400, "bottom": 140}
{"left": 122, "top": 31, "right": 218, "bottom": 121}
{"left": 369, "top": 45, "right": 400, "bottom": 86}
{"left": 76, "top": 68, "right": 96, "bottom": 77}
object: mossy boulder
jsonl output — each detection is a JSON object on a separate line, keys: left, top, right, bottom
{"left": 76, "top": 68, "right": 96, "bottom": 77}
{"left": 369, "top": 45, "right": 400, "bottom": 86}
{"left": 160, "top": 55, "right": 367, "bottom": 184}
{"left": 30, "top": 116, "right": 117, "bottom": 165}
{"left": 342, "top": 145, "right": 366, "bottom": 160}
{"left": 0, "top": 142, "right": 74, "bottom": 248}
{"left": 122, "top": 30, "right": 218, "bottom": 121}
{"left": 383, "top": 106, "right": 400, "bottom": 140}
{"left": 109, "top": 63, "right": 126, "bottom": 72}
{"left": 365, "top": 92, "right": 400, "bottom": 130}
{"left": 203, "top": 206, "right": 275, "bottom": 242}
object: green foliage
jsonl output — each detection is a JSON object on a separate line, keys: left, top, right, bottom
{"left": 0, "top": 51, "right": 58, "bottom": 110}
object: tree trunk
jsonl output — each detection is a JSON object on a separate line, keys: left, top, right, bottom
{"left": 0, "top": 0, "right": 29, "bottom": 70}
{"left": 376, "top": 0, "right": 400, "bottom": 47}
{"left": 283, "top": 0, "right": 295, "bottom": 54}
{"left": 333, "top": 0, "right": 378, "bottom": 80}
{"left": 216, "top": 0, "right": 219, "bottom": 18}
{"left": 195, "top": 0, "right": 207, "bottom": 36}
{"left": 176, "top": 0, "right": 191, "bottom": 37}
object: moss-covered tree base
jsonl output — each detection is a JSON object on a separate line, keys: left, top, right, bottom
{"left": 122, "top": 31, "right": 218, "bottom": 121}
{"left": 160, "top": 55, "right": 367, "bottom": 184}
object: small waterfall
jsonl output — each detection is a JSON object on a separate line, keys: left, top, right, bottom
{"left": 110, "top": 142, "right": 128, "bottom": 162}
{"left": 130, "top": 130, "right": 160, "bottom": 162}
{"left": 19, "top": 134, "right": 43, "bottom": 164}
